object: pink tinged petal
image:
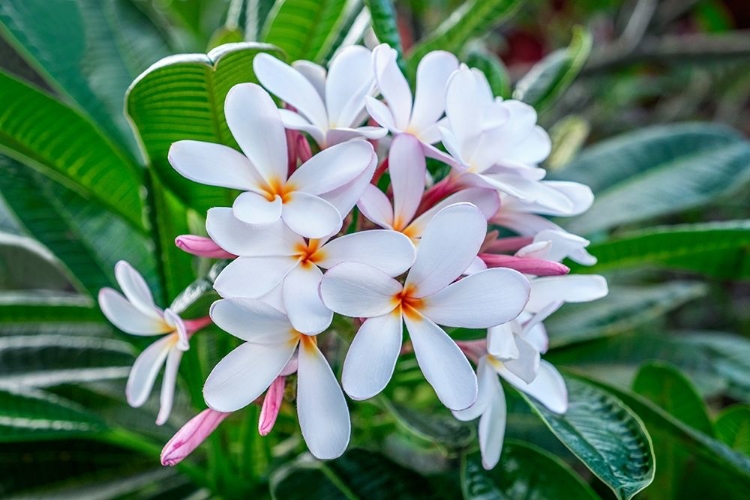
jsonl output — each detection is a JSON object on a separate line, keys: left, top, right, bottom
{"left": 210, "top": 298, "right": 296, "bottom": 343}
{"left": 365, "top": 95, "right": 397, "bottom": 131}
{"left": 114, "top": 261, "right": 160, "bottom": 319}
{"left": 204, "top": 341, "right": 297, "bottom": 412}
{"left": 317, "top": 230, "right": 415, "bottom": 276}
{"left": 98, "top": 289, "right": 170, "bottom": 335}
{"left": 259, "top": 376, "right": 286, "bottom": 436}
{"left": 342, "top": 313, "right": 403, "bottom": 400}
{"left": 213, "top": 256, "right": 299, "bottom": 299}
{"left": 184, "top": 316, "right": 212, "bottom": 334}
{"left": 232, "top": 191, "right": 283, "bottom": 226}
{"left": 487, "top": 323, "right": 519, "bottom": 360}
{"left": 498, "top": 360, "right": 567, "bottom": 414}
{"left": 479, "top": 375, "right": 507, "bottom": 470}
{"left": 126, "top": 336, "right": 173, "bottom": 407}
{"left": 409, "top": 51, "right": 459, "bottom": 135}
{"left": 389, "top": 134, "right": 426, "bottom": 228}
{"left": 357, "top": 184, "right": 394, "bottom": 228}
{"left": 480, "top": 254, "right": 570, "bottom": 276}
{"left": 439, "top": 126, "right": 468, "bottom": 167}
{"left": 515, "top": 240, "right": 551, "bottom": 259}
{"left": 253, "top": 54, "right": 328, "bottom": 130}
{"left": 168, "top": 140, "right": 262, "bottom": 191}
{"left": 281, "top": 192, "right": 342, "bottom": 239}
{"left": 156, "top": 347, "right": 183, "bottom": 425}
{"left": 280, "top": 353, "right": 299, "bottom": 376}
{"left": 453, "top": 356, "right": 494, "bottom": 421}
{"left": 161, "top": 409, "right": 231, "bottom": 466}
{"left": 501, "top": 336, "right": 540, "bottom": 384}
{"left": 278, "top": 109, "right": 325, "bottom": 147}
{"left": 527, "top": 275, "right": 608, "bottom": 313}
{"left": 289, "top": 140, "right": 374, "bottom": 195}
{"left": 406, "top": 203, "right": 488, "bottom": 298}
{"left": 420, "top": 268, "right": 530, "bottom": 328}
{"left": 206, "top": 208, "right": 300, "bottom": 257}
{"left": 175, "top": 235, "right": 236, "bottom": 259}
{"left": 373, "top": 44, "right": 412, "bottom": 130}
{"left": 283, "top": 265, "right": 332, "bottom": 335}
{"left": 297, "top": 337, "right": 351, "bottom": 459}
{"left": 292, "top": 60, "right": 327, "bottom": 98}
{"left": 326, "top": 45, "right": 375, "bottom": 127}
{"left": 225, "top": 83, "right": 289, "bottom": 184}
{"left": 404, "top": 312, "right": 478, "bottom": 410}
{"left": 320, "top": 262, "right": 401, "bottom": 318}
{"left": 163, "top": 309, "right": 189, "bottom": 350}
{"left": 330, "top": 126, "right": 388, "bottom": 143}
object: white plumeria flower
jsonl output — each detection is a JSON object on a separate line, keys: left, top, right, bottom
{"left": 206, "top": 208, "right": 415, "bottom": 334}
{"left": 169, "top": 83, "right": 376, "bottom": 239}
{"left": 204, "top": 298, "right": 350, "bottom": 460}
{"left": 357, "top": 133, "right": 500, "bottom": 240}
{"left": 98, "top": 261, "right": 189, "bottom": 425}
{"left": 320, "top": 203, "right": 530, "bottom": 410}
{"left": 366, "top": 44, "right": 458, "bottom": 147}
{"left": 253, "top": 46, "right": 387, "bottom": 149}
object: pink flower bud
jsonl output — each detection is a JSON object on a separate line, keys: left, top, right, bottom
{"left": 480, "top": 254, "right": 569, "bottom": 276}
{"left": 161, "top": 409, "right": 231, "bottom": 466}
{"left": 174, "top": 235, "right": 235, "bottom": 259}
{"left": 259, "top": 376, "right": 286, "bottom": 436}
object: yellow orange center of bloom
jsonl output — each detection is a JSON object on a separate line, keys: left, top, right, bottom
{"left": 392, "top": 284, "right": 424, "bottom": 320}
{"left": 262, "top": 177, "right": 295, "bottom": 203}
{"left": 293, "top": 240, "right": 325, "bottom": 269}
{"left": 299, "top": 333, "right": 317, "bottom": 352}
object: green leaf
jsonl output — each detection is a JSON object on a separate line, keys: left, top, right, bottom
{"left": 545, "top": 281, "right": 707, "bottom": 348}
{"left": 271, "top": 449, "right": 436, "bottom": 499}
{"left": 366, "top": 0, "right": 403, "bottom": 58}
{"left": 0, "top": 291, "right": 100, "bottom": 326}
{"left": 517, "top": 376, "right": 654, "bottom": 500}
{"left": 513, "top": 27, "right": 592, "bottom": 112}
{"left": 406, "top": 0, "right": 523, "bottom": 75}
{"left": 384, "top": 399, "right": 474, "bottom": 448}
{"left": 684, "top": 332, "right": 750, "bottom": 402}
{"left": 0, "top": 388, "right": 107, "bottom": 442}
{"left": 715, "top": 405, "right": 750, "bottom": 455}
{"left": 461, "top": 442, "right": 599, "bottom": 500}
{"left": 556, "top": 123, "right": 750, "bottom": 234}
{"left": 0, "top": 233, "right": 70, "bottom": 291}
{"left": 633, "top": 362, "right": 714, "bottom": 435}
{"left": 463, "top": 48, "right": 511, "bottom": 99}
{"left": 546, "top": 115, "right": 590, "bottom": 170}
{"left": 0, "top": 71, "right": 144, "bottom": 228}
{"left": 126, "top": 42, "right": 284, "bottom": 214}
{"left": 570, "top": 221, "right": 750, "bottom": 279}
{"left": 0, "top": 157, "right": 161, "bottom": 299}
{"left": 262, "top": 0, "right": 347, "bottom": 62}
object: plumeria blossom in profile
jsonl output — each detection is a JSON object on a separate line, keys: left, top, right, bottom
{"left": 253, "top": 46, "right": 386, "bottom": 148}
{"left": 204, "top": 298, "right": 350, "bottom": 460}
{"left": 206, "top": 208, "right": 416, "bottom": 334}
{"left": 169, "top": 83, "right": 375, "bottom": 239}
{"left": 320, "top": 203, "right": 530, "bottom": 410}
{"left": 98, "top": 261, "right": 209, "bottom": 425}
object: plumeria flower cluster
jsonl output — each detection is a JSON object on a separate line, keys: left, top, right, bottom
{"left": 98, "top": 43, "right": 607, "bottom": 470}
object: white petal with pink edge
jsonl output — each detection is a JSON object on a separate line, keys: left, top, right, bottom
{"left": 357, "top": 184, "right": 394, "bottom": 228}
{"left": 389, "top": 134, "right": 425, "bottom": 228}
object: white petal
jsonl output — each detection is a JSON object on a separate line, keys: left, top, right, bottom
{"left": 389, "top": 134, "right": 425, "bottom": 229}
{"left": 282, "top": 192, "right": 342, "bottom": 239}
{"left": 206, "top": 208, "right": 301, "bottom": 257}
{"left": 508, "top": 125, "right": 551, "bottom": 164}
{"left": 365, "top": 95, "right": 397, "bottom": 131}
{"left": 168, "top": 140, "right": 262, "bottom": 191}
{"left": 320, "top": 263, "right": 401, "bottom": 318}
{"left": 213, "top": 256, "right": 299, "bottom": 299}
{"left": 210, "top": 298, "right": 296, "bottom": 343}
{"left": 464, "top": 256, "right": 488, "bottom": 275}
{"left": 253, "top": 53, "right": 328, "bottom": 130}
{"left": 445, "top": 68, "right": 482, "bottom": 157}
{"left": 357, "top": 184, "right": 394, "bottom": 228}
{"left": 114, "top": 261, "right": 160, "bottom": 319}
{"left": 289, "top": 140, "right": 374, "bottom": 195}
{"left": 498, "top": 360, "right": 567, "bottom": 414}
{"left": 232, "top": 191, "right": 283, "bottom": 226}
{"left": 292, "top": 60, "right": 327, "bottom": 98}
{"left": 163, "top": 309, "right": 189, "bottom": 350}
{"left": 502, "top": 336, "right": 540, "bottom": 384}
{"left": 342, "top": 313, "right": 402, "bottom": 400}
{"left": 421, "top": 268, "right": 529, "bottom": 328}
{"left": 98, "top": 289, "right": 170, "bottom": 335}
{"left": 477, "top": 172, "right": 575, "bottom": 213}
{"left": 526, "top": 275, "right": 608, "bottom": 313}
{"left": 283, "top": 265, "right": 332, "bottom": 335}
{"left": 540, "top": 181, "right": 594, "bottom": 216}
{"left": 156, "top": 347, "right": 183, "bottom": 425}
{"left": 478, "top": 376, "right": 506, "bottom": 470}
{"left": 278, "top": 109, "right": 325, "bottom": 147}
{"left": 320, "top": 151, "right": 377, "bottom": 216}
{"left": 404, "top": 312, "right": 477, "bottom": 410}
{"left": 524, "top": 323, "right": 549, "bottom": 354}
{"left": 297, "top": 337, "right": 351, "bottom": 459}
{"left": 408, "top": 187, "right": 500, "bottom": 237}
{"left": 317, "top": 230, "right": 415, "bottom": 276}
{"left": 487, "top": 323, "right": 519, "bottom": 360}
{"left": 533, "top": 229, "right": 589, "bottom": 263}
{"left": 326, "top": 45, "right": 375, "bottom": 127}
{"left": 452, "top": 356, "right": 494, "bottom": 421}
{"left": 204, "top": 341, "right": 296, "bottom": 412}
{"left": 406, "top": 203, "right": 487, "bottom": 297}
{"left": 224, "top": 83, "right": 288, "bottom": 184}
{"left": 373, "top": 44, "right": 413, "bottom": 130}
{"left": 410, "top": 51, "right": 459, "bottom": 135}
{"left": 126, "top": 336, "right": 173, "bottom": 407}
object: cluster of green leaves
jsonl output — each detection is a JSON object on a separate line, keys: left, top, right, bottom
{"left": 1, "top": 0, "right": 750, "bottom": 499}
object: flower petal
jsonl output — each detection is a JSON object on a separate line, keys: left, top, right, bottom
{"left": 408, "top": 187, "right": 500, "bottom": 237}
{"left": 259, "top": 376, "right": 286, "bottom": 436}
{"left": 320, "top": 262, "right": 401, "bottom": 318}
{"left": 372, "top": 44, "right": 412, "bottom": 130}
{"left": 445, "top": 67, "right": 482, "bottom": 157}
{"left": 283, "top": 265, "right": 332, "bottom": 335}
{"left": 278, "top": 109, "right": 325, "bottom": 147}
{"left": 232, "top": 191, "right": 283, "bottom": 226}
{"left": 365, "top": 95, "right": 397, "bottom": 131}
{"left": 206, "top": 208, "right": 300, "bottom": 257}
{"left": 98, "top": 289, "right": 170, "bottom": 335}
{"left": 478, "top": 375, "right": 506, "bottom": 470}
{"left": 453, "top": 356, "right": 494, "bottom": 421}
{"left": 289, "top": 140, "right": 374, "bottom": 195}
{"left": 410, "top": 51, "right": 459, "bottom": 136}
{"left": 526, "top": 275, "right": 608, "bottom": 313}
{"left": 342, "top": 313, "right": 403, "bottom": 400}
{"left": 317, "top": 230, "right": 415, "bottom": 276}
{"left": 390, "top": 134, "right": 425, "bottom": 229}
{"left": 326, "top": 45, "right": 374, "bottom": 127}
{"left": 292, "top": 60, "right": 327, "bottom": 98}
{"left": 161, "top": 409, "right": 230, "bottom": 466}
{"left": 420, "top": 268, "right": 529, "bottom": 328}
{"left": 320, "top": 151, "right": 378, "bottom": 216}
{"left": 282, "top": 192, "right": 342, "bottom": 239}
{"left": 498, "top": 360, "right": 567, "bottom": 414}
{"left": 297, "top": 337, "right": 351, "bottom": 459}
{"left": 213, "top": 256, "right": 299, "bottom": 299}
{"left": 204, "top": 341, "right": 296, "bottom": 412}
{"left": 168, "top": 140, "right": 262, "bottom": 191}
{"left": 210, "top": 298, "right": 296, "bottom": 343}
{"left": 114, "top": 261, "right": 160, "bottom": 319}
{"left": 404, "top": 312, "right": 477, "bottom": 410}
{"left": 126, "top": 336, "right": 173, "bottom": 407}
{"left": 502, "top": 336, "right": 540, "bottom": 384}
{"left": 357, "top": 183, "right": 394, "bottom": 228}
{"left": 406, "top": 203, "right": 487, "bottom": 297}
{"left": 156, "top": 347, "right": 183, "bottom": 425}
{"left": 487, "top": 323, "right": 519, "bottom": 360}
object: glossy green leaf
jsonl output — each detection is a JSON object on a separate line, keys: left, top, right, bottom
{"left": 545, "top": 281, "right": 707, "bottom": 348}
{"left": 0, "top": 157, "right": 161, "bottom": 299}
{"left": 0, "top": 233, "right": 70, "bottom": 291}
{"left": 513, "top": 27, "right": 592, "bottom": 112}
{"left": 461, "top": 442, "right": 599, "bottom": 500}
{"left": 518, "top": 376, "right": 654, "bottom": 500}
{"left": 385, "top": 400, "right": 474, "bottom": 448}
{"left": 406, "top": 0, "right": 522, "bottom": 75}
{"left": 557, "top": 123, "right": 750, "bottom": 234}
{"left": 715, "top": 405, "right": 750, "bottom": 455}
{"left": 684, "top": 332, "right": 750, "bottom": 402}
{"left": 262, "top": 0, "right": 347, "bottom": 62}
{"left": 366, "top": 0, "right": 403, "bottom": 58}
{"left": 464, "top": 48, "right": 511, "bottom": 99}
{"left": 633, "top": 362, "right": 714, "bottom": 435}
{"left": 570, "top": 221, "right": 750, "bottom": 279}
{"left": 126, "top": 42, "right": 284, "bottom": 214}
{"left": 0, "top": 71, "right": 144, "bottom": 228}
